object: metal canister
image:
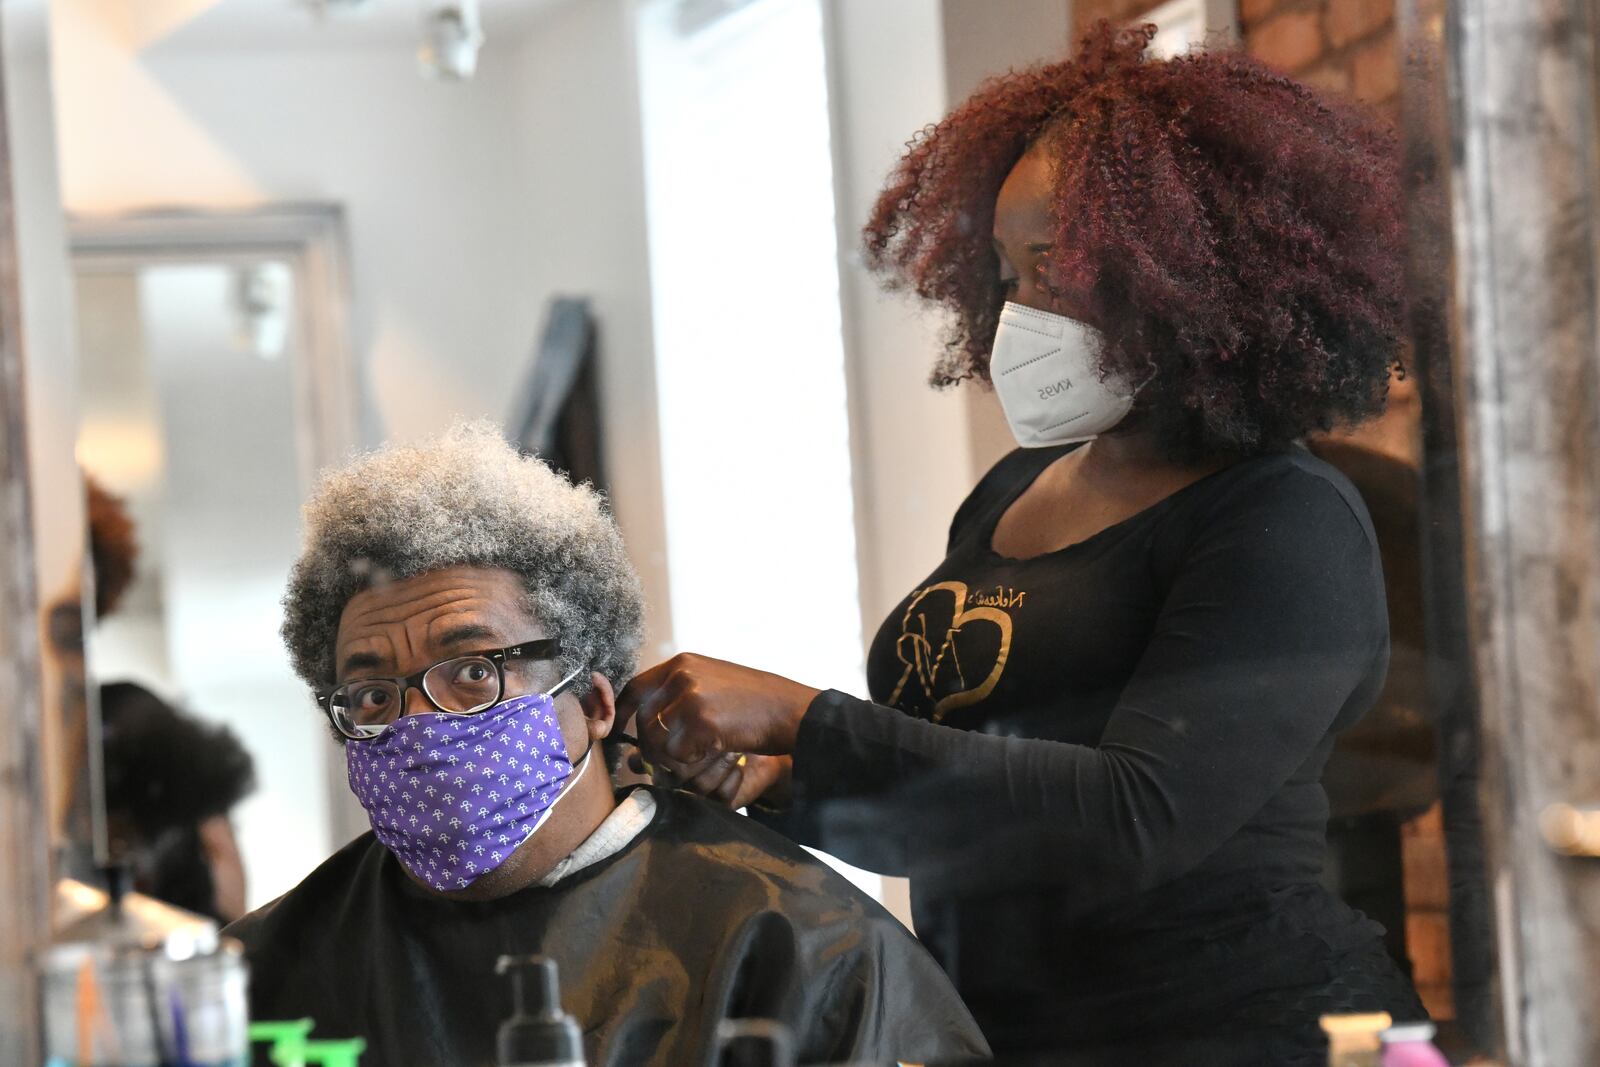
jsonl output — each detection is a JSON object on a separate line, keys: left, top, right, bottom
{"left": 40, "top": 878, "right": 249, "bottom": 1067}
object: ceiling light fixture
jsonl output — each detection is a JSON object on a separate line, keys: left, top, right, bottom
{"left": 418, "top": 0, "right": 485, "bottom": 81}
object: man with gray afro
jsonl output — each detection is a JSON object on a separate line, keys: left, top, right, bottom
{"left": 279, "top": 420, "right": 642, "bottom": 718}
{"left": 227, "top": 422, "right": 989, "bottom": 1067}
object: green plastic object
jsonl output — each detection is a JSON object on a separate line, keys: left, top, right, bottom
{"left": 248, "top": 1019, "right": 315, "bottom": 1067}
{"left": 303, "top": 1037, "right": 368, "bottom": 1066}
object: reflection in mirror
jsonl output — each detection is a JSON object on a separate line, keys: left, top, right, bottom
{"left": 72, "top": 214, "right": 360, "bottom": 915}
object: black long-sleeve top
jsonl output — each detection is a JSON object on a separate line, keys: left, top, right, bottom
{"left": 758, "top": 445, "right": 1421, "bottom": 1057}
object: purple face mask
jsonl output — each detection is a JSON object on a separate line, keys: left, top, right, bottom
{"left": 345, "top": 686, "right": 591, "bottom": 892}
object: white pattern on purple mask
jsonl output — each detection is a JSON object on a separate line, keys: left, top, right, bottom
{"left": 345, "top": 689, "right": 587, "bottom": 891}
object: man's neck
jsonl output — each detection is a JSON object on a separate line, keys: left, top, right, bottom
{"left": 537, "top": 788, "right": 657, "bottom": 888}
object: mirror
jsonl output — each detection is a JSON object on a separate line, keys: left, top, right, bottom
{"left": 72, "top": 211, "right": 363, "bottom": 916}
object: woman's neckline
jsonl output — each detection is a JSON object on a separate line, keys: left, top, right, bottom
{"left": 980, "top": 444, "right": 1249, "bottom": 562}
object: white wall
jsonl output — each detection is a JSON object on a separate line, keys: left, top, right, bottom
{"left": 51, "top": 6, "right": 525, "bottom": 425}
{"left": 827, "top": 0, "right": 976, "bottom": 646}
{"left": 499, "top": 0, "right": 673, "bottom": 663}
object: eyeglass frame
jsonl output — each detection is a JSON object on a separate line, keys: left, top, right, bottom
{"left": 317, "top": 637, "right": 579, "bottom": 741}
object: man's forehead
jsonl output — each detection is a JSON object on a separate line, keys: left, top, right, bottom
{"left": 335, "top": 567, "right": 536, "bottom": 657}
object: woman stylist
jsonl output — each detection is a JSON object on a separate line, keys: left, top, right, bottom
{"left": 620, "top": 24, "right": 1424, "bottom": 1063}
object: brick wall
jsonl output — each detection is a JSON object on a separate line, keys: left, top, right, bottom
{"left": 1071, "top": 0, "right": 1156, "bottom": 36}
{"left": 1242, "top": 0, "right": 1399, "bottom": 112}
{"left": 1071, "top": 0, "right": 1401, "bottom": 113}
{"left": 1232, "top": 0, "right": 1419, "bottom": 470}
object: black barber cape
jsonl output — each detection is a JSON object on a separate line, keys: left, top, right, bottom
{"left": 227, "top": 787, "right": 989, "bottom": 1067}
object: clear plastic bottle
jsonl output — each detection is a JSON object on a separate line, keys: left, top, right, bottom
{"left": 41, "top": 876, "right": 250, "bottom": 1067}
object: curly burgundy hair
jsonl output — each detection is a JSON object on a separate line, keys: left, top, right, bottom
{"left": 864, "top": 22, "right": 1406, "bottom": 458}
{"left": 87, "top": 476, "right": 139, "bottom": 618}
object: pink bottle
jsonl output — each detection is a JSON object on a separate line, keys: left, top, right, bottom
{"left": 1381, "top": 1022, "right": 1450, "bottom": 1067}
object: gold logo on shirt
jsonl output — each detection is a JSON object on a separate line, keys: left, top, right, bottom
{"left": 887, "top": 581, "right": 1017, "bottom": 722}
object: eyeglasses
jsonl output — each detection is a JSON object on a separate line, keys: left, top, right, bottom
{"left": 318, "top": 638, "right": 574, "bottom": 741}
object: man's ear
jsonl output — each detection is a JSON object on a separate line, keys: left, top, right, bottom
{"left": 578, "top": 672, "right": 616, "bottom": 742}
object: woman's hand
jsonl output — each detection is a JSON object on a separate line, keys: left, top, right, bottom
{"left": 668, "top": 751, "right": 793, "bottom": 810}
{"left": 617, "top": 653, "right": 817, "bottom": 801}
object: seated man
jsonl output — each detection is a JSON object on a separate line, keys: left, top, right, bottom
{"left": 228, "top": 423, "right": 988, "bottom": 1067}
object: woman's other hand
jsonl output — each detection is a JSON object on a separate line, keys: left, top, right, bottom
{"left": 618, "top": 653, "right": 816, "bottom": 798}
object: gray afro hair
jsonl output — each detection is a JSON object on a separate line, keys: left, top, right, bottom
{"left": 282, "top": 421, "right": 642, "bottom": 696}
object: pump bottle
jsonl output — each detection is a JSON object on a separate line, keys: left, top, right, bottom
{"left": 496, "top": 955, "right": 586, "bottom": 1067}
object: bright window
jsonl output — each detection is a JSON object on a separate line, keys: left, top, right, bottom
{"left": 636, "top": 0, "right": 879, "bottom": 899}
{"left": 636, "top": 0, "right": 864, "bottom": 692}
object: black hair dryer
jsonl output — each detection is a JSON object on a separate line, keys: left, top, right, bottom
{"left": 496, "top": 954, "right": 586, "bottom": 1067}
